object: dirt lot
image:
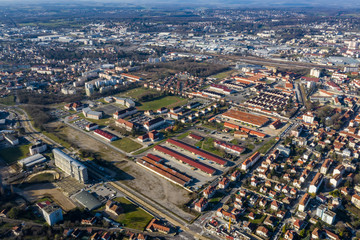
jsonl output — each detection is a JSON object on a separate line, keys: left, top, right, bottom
{"left": 18, "top": 183, "right": 76, "bottom": 211}
{"left": 116, "top": 160, "right": 195, "bottom": 221}
{"left": 45, "top": 122, "right": 125, "bottom": 160}
{"left": 45, "top": 121, "right": 196, "bottom": 221}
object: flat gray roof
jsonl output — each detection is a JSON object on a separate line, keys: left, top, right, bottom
{"left": 73, "top": 190, "right": 102, "bottom": 210}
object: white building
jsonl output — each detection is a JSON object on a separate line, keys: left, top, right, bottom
{"left": 310, "top": 68, "right": 321, "bottom": 78}
{"left": 298, "top": 193, "right": 310, "bottom": 212}
{"left": 144, "top": 117, "right": 165, "bottom": 131}
{"left": 29, "top": 141, "right": 47, "bottom": 155}
{"left": 40, "top": 204, "right": 63, "bottom": 226}
{"left": 309, "top": 173, "right": 323, "bottom": 194}
{"left": 4, "top": 134, "right": 19, "bottom": 146}
{"left": 53, "top": 149, "right": 88, "bottom": 183}
{"left": 82, "top": 107, "right": 103, "bottom": 120}
{"left": 316, "top": 204, "right": 336, "bottom": 225}
{"left": 303, "top": 112, "right": 315, "bottom": 124}
{"left": 19, "top": 154, "right": 47, "bottom": 168}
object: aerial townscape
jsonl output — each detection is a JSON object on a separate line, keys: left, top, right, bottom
{"left": 2, "top": 0, "right": 360, "bottom": 239}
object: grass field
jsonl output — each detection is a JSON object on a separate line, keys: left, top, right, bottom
{"left": 28, "top": 173, "right": 54, "bottom": 183}
{"left": 0, "top": 95, "right": 15, "bottom": 106}
{"left": 258, "top": 137, "right": 277, "bottom": 154}
{"left": 195, "top": 138, "right": 223, "bottom": 157}
{"left": 42, "top": 131, "right": 72, "bottom": 150}
{"left": 210, "top": 69, "right": 237, "bottom": 80}
{"left": 111, "top": 197, "right": 153, "bottom": 230}
{"left": 132, "top": 138, "right": 167, "bottom": 155}
{"left": 138, "top": 96, "right": 188, "bottom": 111}
{"left": 111, "top": 138, "right": 143, "bottom": 153}
{"left": 0, "top": 144, "right": 32, "bottom": 165}
{"left": 116, "top": 87, "right": 158, "bottom": 100}
{"left": 177, "top": 131, "right": 190, "bottom": 140}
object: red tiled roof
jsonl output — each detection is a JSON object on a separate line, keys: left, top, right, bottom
{"left": 223, "top": 109, "right": 269, "bottom": 127}
{"left": 154, "top": 145, "right": 216, "bottom": 175}
{"left": 167, "top": 139, "right": 227, "bottom": 166}
{"left": 94, "top": 129, "right": 116, "bottom": 140}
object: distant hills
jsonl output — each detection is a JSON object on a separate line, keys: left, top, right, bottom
{"left": 0, "top": 0, "right": 360, "bottom": 8}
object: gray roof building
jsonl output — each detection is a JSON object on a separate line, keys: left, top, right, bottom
{"left": 73, "top": 190, "right": 102, "bottom": 210}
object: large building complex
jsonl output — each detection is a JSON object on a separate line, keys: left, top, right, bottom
{"left": 53, "top": 148, "right": 88, "bottom": 183}
{"left": 222, "top": 109, "right": 269, "bottom": 128}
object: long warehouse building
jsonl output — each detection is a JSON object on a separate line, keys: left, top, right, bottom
{"left": 222, "top": 109, "right": 269, "bottom": 128}
{"left": 154, "top": 145, "right": 216, "bottom": 176}
{"left": 166, "top": 139, "right": 227, "bottom": 166}
{"left": 53, "top": 148, "right": 88, "bottom": 183}
{"left": 137, "top": 154, "right": 192, "bottom": 187}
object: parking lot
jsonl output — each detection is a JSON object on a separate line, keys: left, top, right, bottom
{"left": 49, "top": 109, "right": 69, "bottom": 119}
{"left": 72, "top": 118, "right": 92, "bottom": 130}
{"left": 194, "top": 127, "right": 234, "bottom": 142}
{"left": 55, "top": 176, "right": 85, "bottom": 196}
{"left": 129, "top": 114, "right": 152, "bottom": 125}
{"left": 188, "top": 98, "right": 214, "bottom": 110}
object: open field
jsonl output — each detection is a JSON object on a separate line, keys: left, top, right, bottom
{"left": 110, "top": 197, "right": 153, "bottom": 230}
{"left": 0, "top": 144, "right": 32, "bottom": 165}
{"left": 28, "top": 173, "right": 54, "bottom": 183}
{"left": 138, "top": 96, "right": 188, "bottom": 111}
{"left": 258, "top": 137, "right": 277, "bottom": 154}
{"left": 111, "top": 138, "right": 143, "bottom": 153}
{"left": 43, "top": 130, "right": 73, "bottom": 150}
{"left": 18, "top": 182, "right": 76, "bottom": 211}
{"left": 115, "top": 87, "right": 159, "bottom": 100}
{"left": 210, "top": 69, "right": 238, "bottom": 80}
{"left": 132, "top": 138, "right": 167, "bottom": 155}
{"left": 195, "top": 138, "right": 223, "bottom": 157}
{"left": 115, "top": 160, "right": 195, "bottom": 221}
{"left": 52, "top": 123, "right": 124, "bottom": 161}
{"left": 0, "top": 95, "right": 15, "bottom": 105}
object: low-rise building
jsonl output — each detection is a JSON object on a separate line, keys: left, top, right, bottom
{"left": 195, "top": 198, "right": 208, "bottom": 212}
{"left": 29, "top": 141, "right": 47, "bottom": 155}
{"left": 82, "top": 107, "right": 103, "bottom": 120}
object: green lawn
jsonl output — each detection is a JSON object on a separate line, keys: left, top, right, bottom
{"left": 138, "top": 96, "right": 188, "bottom": 111}
{"left": 0, "top": 95, "right": 15, "bottom": 106}
{"left": 195, "top": 138, "right": 223, "bottom": 157}
{"left": 258, "top": 137, "right": 277, "bottom": 154}
{"left": 42, "top": 131, "right": 72, "bottom": 150}
{"left": 116, "top": 87, "right": 158, "bottom": 100}
{"left": 111, "top": 138, "right": 143, "bottom": 153}
{"left": 28, "top": 173, "right": 54, "bottom": 183}
{"left": 177, "top": 131, "right": 190, "bottom": 140}
{"left": 132, "top": 138, "right": 167, "bottom": 155}
{"left": 111, "top": 197, "right": 153, "bottom": 230}
{"left": 0, "top": 144, "right": 32, "bottom": 165}
{"left": 249, "top": 214, "right": 266, "bottom": 224}
{"left": 210, "top": 69, "right": 237, "bottom": 80}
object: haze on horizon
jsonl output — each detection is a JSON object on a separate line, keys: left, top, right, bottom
{"left": 0, "top": 0, "right": 359, "bottom": 8}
